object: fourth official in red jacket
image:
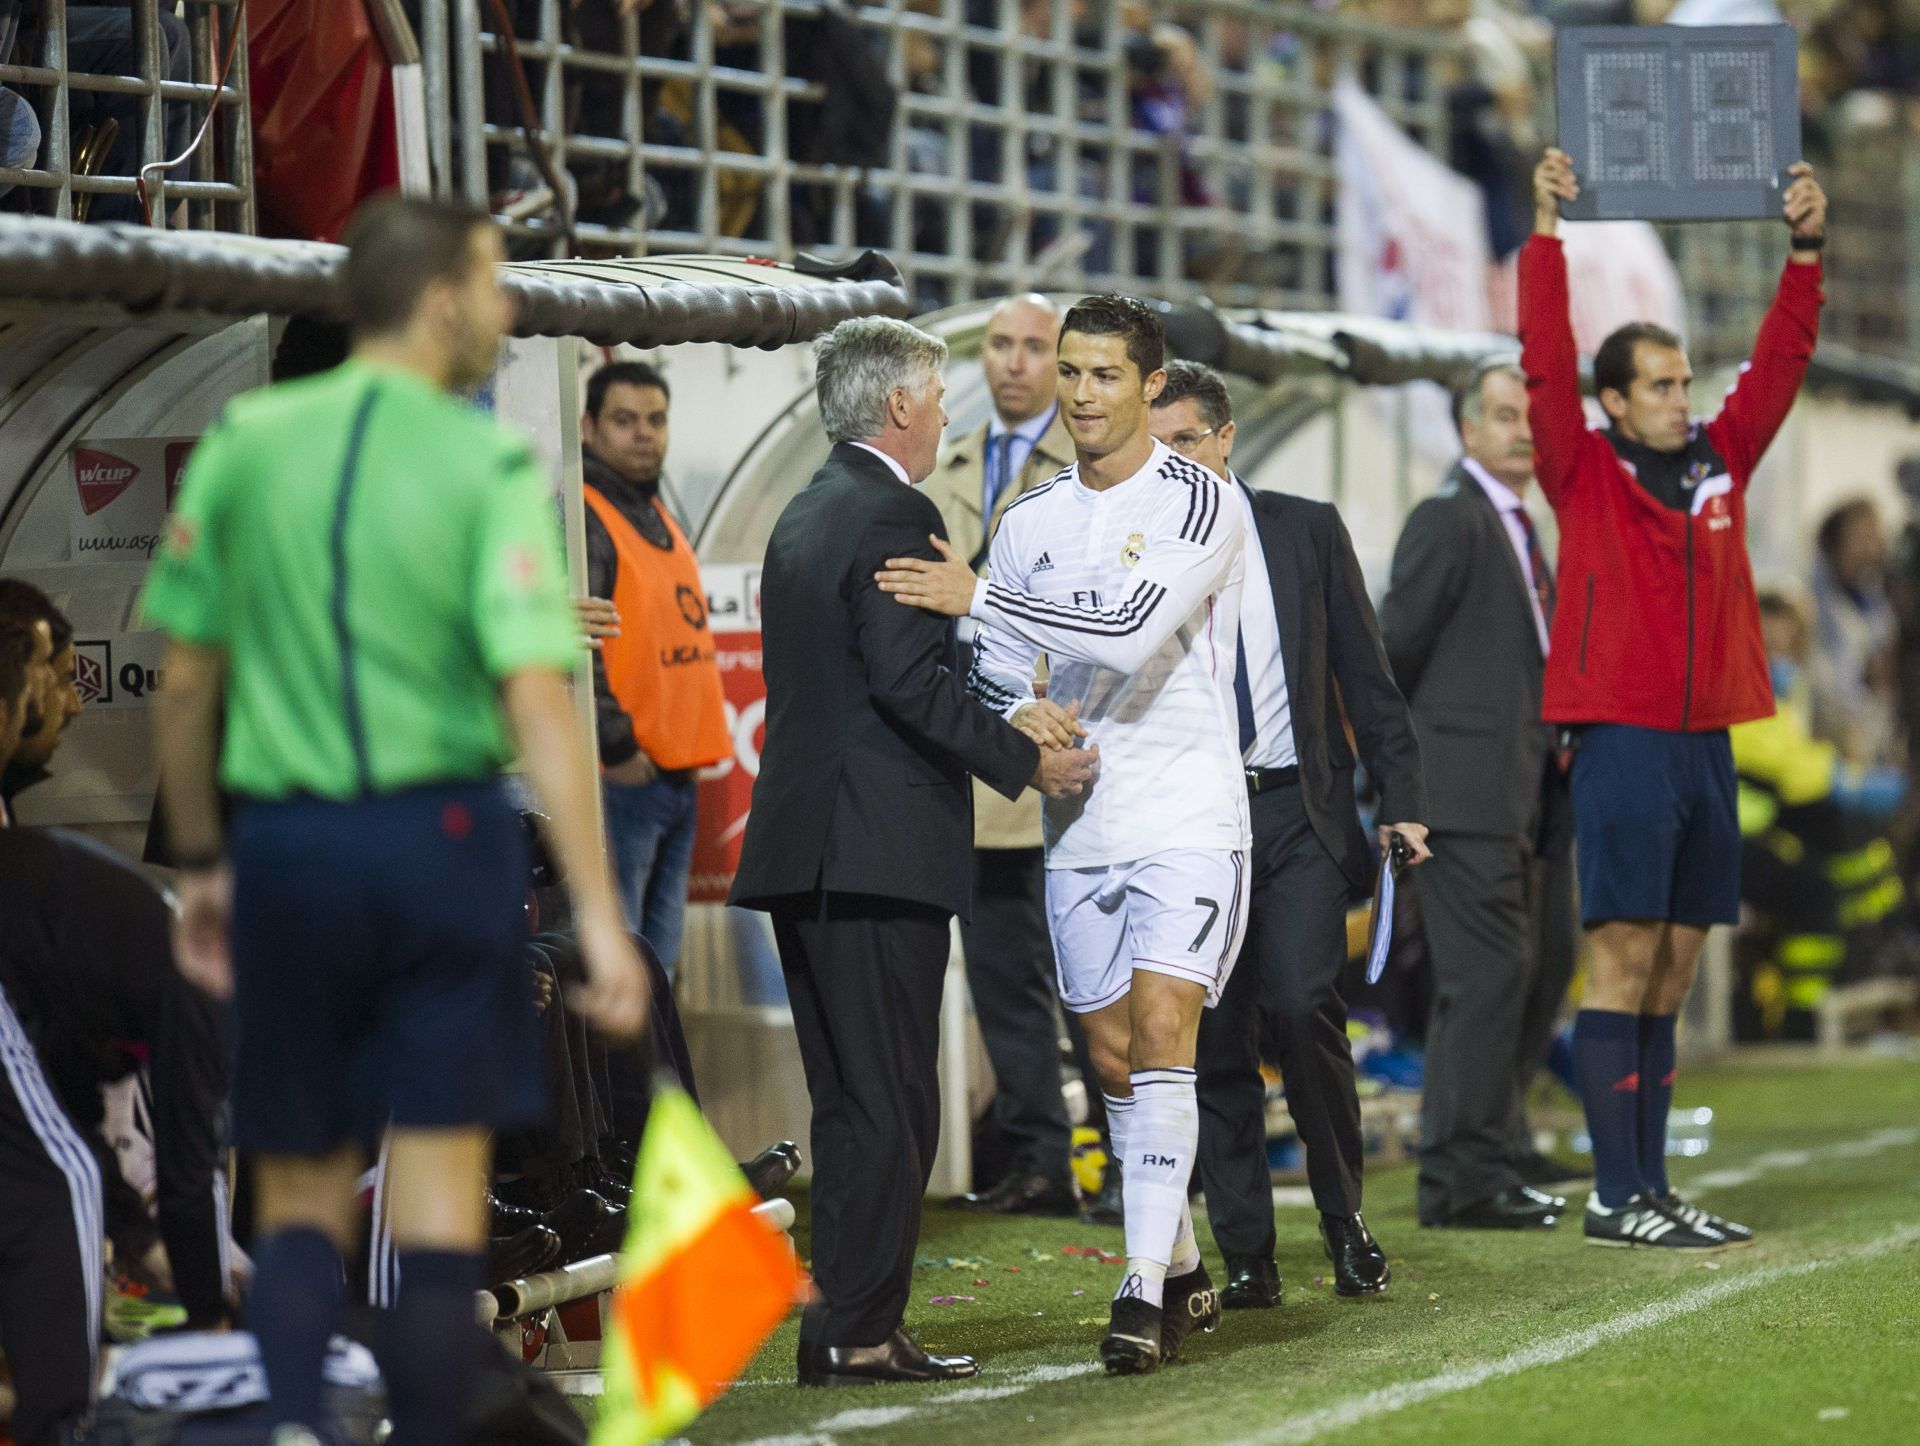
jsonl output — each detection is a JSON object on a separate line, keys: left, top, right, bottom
{"left": 1524, "top": 147, "right": 1826, "bottom": 1250}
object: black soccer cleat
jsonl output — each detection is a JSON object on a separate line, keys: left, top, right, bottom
{"left": 1158, "top": 1261, "right": 1221, "bottom": 1363}
{"left": 1583, "top": 1192, "right": 1733, "bottom": 1250}
{"left": 1656, "top": 1191, "right": 1754, "bottom": 1245}
{"left": 1099, "top": 1290, "right": 1164, "bottom": 1376}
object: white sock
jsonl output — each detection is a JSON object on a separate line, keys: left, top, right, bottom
{"left": 1117, "top": 1068, "right": 1198, "bottom": 1310}
{"left": 1101, "top": 1091, "right": 1133, "bottom": 1196}
{"left": 1169, "top": 1199, "right": 1201, "bottom": 1276}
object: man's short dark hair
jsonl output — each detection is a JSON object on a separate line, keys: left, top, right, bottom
{"left": 340, "top": 194, "right": 493, "bottom": 337}
{"left": 1060, "top": 294, "right": 1165, "bottom": 379}
{"left": 585, "top": 361, "right": 671, "bottom": 420}
{"left": 1593, "top": 321, "right": 1685, "bottom": 399}
{"left": 0, "top": 577, "right": 72, "bottom": 652}
{"left": 1154, "top": 360, "right": 1232, "bottom": 432}
{"left": 0, "top": 622, "right": 35, "bottom": 720}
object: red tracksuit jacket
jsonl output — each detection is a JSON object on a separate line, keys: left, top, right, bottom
{"left": 1519, "top": 234, "right": 1823, "bottom": 733}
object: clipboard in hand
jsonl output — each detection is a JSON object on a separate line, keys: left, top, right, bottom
{"left": 1364, "top": 838, "right": 1413, "bottom": 985}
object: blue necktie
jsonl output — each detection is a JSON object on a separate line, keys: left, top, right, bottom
{"left": 1234, "top": 630, "right": 1257, "bottom": 757}
{"left": 984, "top": 432, "right": 1014, "bottom": 520}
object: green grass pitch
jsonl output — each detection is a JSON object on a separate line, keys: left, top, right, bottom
{"left": 639, "top": 1055, "right": 1920, "bottom": 1444}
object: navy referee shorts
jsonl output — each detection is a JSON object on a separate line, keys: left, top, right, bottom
{"left": 228, "top": 779, "right": 543, "bottom": 1154}
{"left": 1570, "top": 724, "right": 1740, "bottom": 929}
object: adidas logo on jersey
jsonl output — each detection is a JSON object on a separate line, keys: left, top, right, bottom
{"left": 1031, "top": 551, "right": 1055, "bottom": 573}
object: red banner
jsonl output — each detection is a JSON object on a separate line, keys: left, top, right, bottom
{"left": 688, "top": 632, "right": 765, "bottom": 904}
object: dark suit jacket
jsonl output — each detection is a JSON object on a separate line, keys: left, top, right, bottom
{"left": 1242, "top": 482, "right": 1427, "bottom": 892}
{"left": 729, "top": 443, "right": 1041, "bottom": 919}
{"left": 1378, "top": 463, "right": 1567, "bottom": 851}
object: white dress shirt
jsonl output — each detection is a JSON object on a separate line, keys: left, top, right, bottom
{"left": 1462, "top": 458, "right": 1551, "bottom": 655}
{"left": 849, "top": 440, "right": 912, "bottom": 487}
{"left": 1229, "top": 477, "right": 1299, "bottom": 770}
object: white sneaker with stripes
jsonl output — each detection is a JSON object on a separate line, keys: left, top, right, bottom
{"left": 1583, "top": 1192, "right": 1733, "bottom": 1249}
{"left": 1656, "top": 1191, "right": 1755, "bottom": 1245}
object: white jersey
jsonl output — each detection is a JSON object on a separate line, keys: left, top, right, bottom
{"left": 965, "top": 439, "right": 1250, "bottom": 869}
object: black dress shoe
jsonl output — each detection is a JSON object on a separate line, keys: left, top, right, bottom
{"left": 542, "top": 1188, "right": 616, "bottom": 1262}
{"left": 487, "top": 1224, "right": 563, "bottom": 1284}
{"left": 797, "top": 1329, "right": 979, "bottom": 1387}
{"left": 1438, "top": 1186, "right": 1562, "bottom": 1231}
{"left": 1220, "top": 1253, "right": 1282, "bottom": 1309}
{"left": 1321, "top": 1212, "right": 1390, "bottom": 1297}
{"left": 1081, "top": 1168, "right": 1123, "bottom": 1227}
{"left": 742, "top": 1141, "right": 802, "bottom": 1200}
{"left": 1513, "top": 1151, "right": 1592, "bottom": 1189}
{"left": 488, "top": 1191, "right": 545, "bottom": 1237}
{"left": 956, "top": 1171, "right": 1080, "bottom": 1217}
{"left": 1518, "top": 1183, "right": 1569, "bottom": 1212}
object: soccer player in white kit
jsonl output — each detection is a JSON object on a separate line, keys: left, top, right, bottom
{"left": 877, "top": 296, "right": 1248, "bottom": 1375}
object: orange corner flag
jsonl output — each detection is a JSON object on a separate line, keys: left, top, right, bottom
{"left": 592, "top": 1086, "right": 800, "bottom": 1445}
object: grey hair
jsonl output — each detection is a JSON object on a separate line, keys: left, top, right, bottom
{"left": 814, "top": 317, "right": 949, "bottom": 443}
{"left": 1452, "top": 354, "right": 1525, "bottom": 432}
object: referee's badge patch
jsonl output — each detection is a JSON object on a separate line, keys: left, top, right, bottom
{"left": 1120, "top": 532, "right": 1146, "bottom": 569}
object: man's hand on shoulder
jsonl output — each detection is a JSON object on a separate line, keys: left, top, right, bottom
{"left": 1533, "top": 147, "right": 1578, "bottom": 236}
{"left": 875, "top": 534, "right": 980, "bottom": 617}
{"left": 1032, "top": 741, "right": 1099, "bottom": 799}
{"left": 1783, "top": 161, "right": 1827, "bottom": 263}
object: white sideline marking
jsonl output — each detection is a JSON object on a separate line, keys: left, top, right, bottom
{"left": 733, "top": 1362, "right": 1098, "bottom": 1445}
{"left": 1224, "top": 1223, "right": 1920, "bottom": 1446}
{"left": 1685, "top": 1126, "right": 1917, "bottom": 1195}
{"left": 722, "top": 1130, "right": 1918, "bottom": 1441}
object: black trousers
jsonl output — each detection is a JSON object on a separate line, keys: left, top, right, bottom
{"left": 1415, "top": 833, "right": 1578, "bottom": 1222}
{"left": 0, "top": 984, "right": 100, "bottom": 1446}
{"left": 774, "top": 891, "right": 950, "bottom": 1349}
{"left": 1197, "top": 781, "right": 1360, "bottom": 1257}
{"left": 957, "top": 846, "right": 1072, "bottom": 1182}
{"left": 1508, "top": 847, "right": 1579, "bottom": 1158}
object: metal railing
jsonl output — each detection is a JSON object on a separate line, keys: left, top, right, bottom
{"left": 0, "top": 0, "right": 254, "bottom": 231}
{"left": 423, "top": 0, "right": 1458, "bottom": 310}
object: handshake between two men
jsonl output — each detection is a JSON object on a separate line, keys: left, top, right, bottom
{"left": 879, "top": 533, "right": 1101, "bottom": 803}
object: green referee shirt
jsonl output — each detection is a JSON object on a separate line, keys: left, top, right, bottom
{"left": 140, "top": 358, "right": 580, "bottom": 801}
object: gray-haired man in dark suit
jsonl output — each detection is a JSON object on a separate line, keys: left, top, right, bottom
{"left": 731, "top": 317, "right": 1097, "bottom": 1386}
{"left": 1378, "top": 358, "right": 1582, "bottom": 1231}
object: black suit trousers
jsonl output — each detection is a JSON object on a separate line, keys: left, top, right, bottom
{"left": 1416, "top": 831, "right": 1569, "bottom": 1222}
{"left": 774, "top": 891, "right": 951, "bottom": 1348}
{"left": 958, "top": 847, "right": 1073, "bottom": 1180}
{"left": 1507, "top": 846, "right": 1579, "bottom": 1157}
{"left": 1197, "top": 782, "right": 1361, "bottom": 1256}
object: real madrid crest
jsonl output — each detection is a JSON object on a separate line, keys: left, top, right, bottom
{"left": 1120, "top": 531, "right": 1146, "bottom": 569}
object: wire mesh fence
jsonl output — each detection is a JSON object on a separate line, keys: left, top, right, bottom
{"left": 0, "top": 0, "right": 253, "bottom": 231}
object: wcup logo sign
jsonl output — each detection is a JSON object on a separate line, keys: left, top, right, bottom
{"left": 69, "top": 435, "right": 200, "bottom": 559}
{"left": 73, "top": 450, "right": 141, "bottom": 517}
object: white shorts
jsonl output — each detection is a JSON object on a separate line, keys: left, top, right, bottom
{"left": 1045, "top": 848, "right": 1251, "bottom": 1014}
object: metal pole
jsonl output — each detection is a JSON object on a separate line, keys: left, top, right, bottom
{"left": 423, "top": 0, "right": 454, "bottom": 197}
{"left": 47, "top": 0, "right": 73, "bottom": 221}
{"left": 454, "top": 0, "right": 489, "bottom": 206}
{"left": 136, "top": 0, "right": 165, "bottom": 223}
{"left": 230, "top": 3, "right": 258, "bottom": 234}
